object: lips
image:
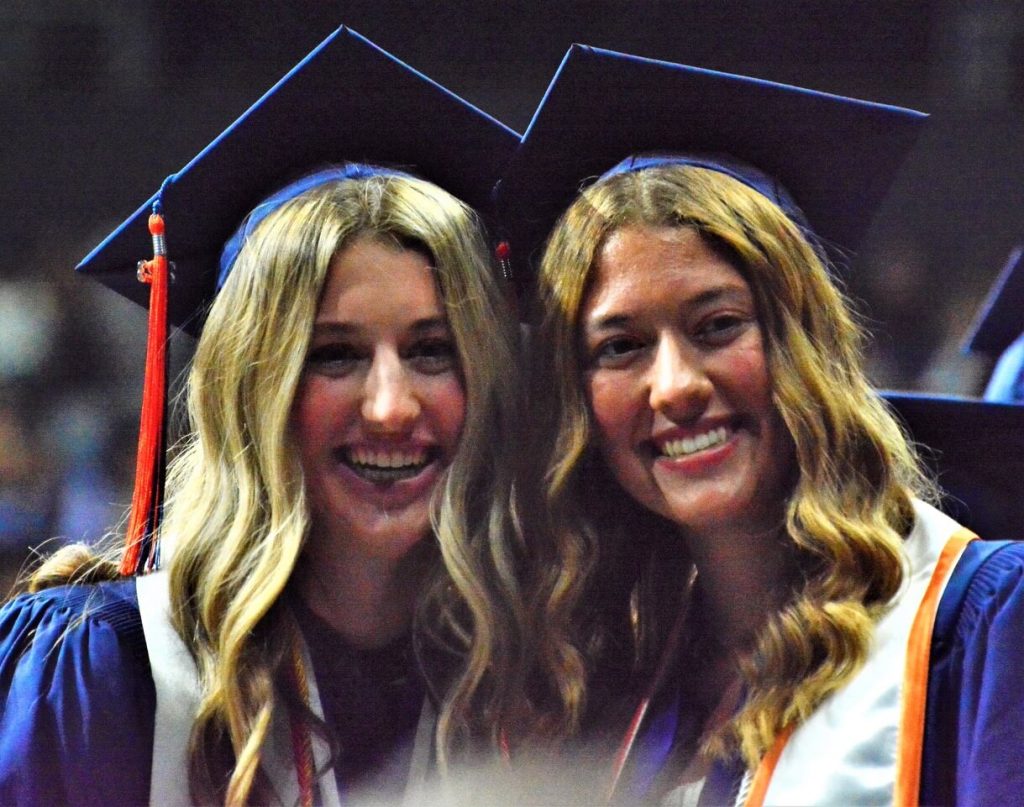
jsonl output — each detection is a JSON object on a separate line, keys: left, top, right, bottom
{"left": 651, "top": 420, "right": 737, "bottom": 463}
{"left": 659, "top": 425, "right": 729, "bottom": 458}
{"left": 340, "top": 445, "right": 433, "bottom": 484}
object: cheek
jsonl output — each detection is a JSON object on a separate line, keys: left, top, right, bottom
{"left": 587, "top": 373, "right": 639, "bottom": 447}
{"left": 291, "top": 378, "right": 340, "bottom": 454}
{"left": 739, "top": 358, "right": 773, "bottom": 408}
{"left": 430, "top": 378, "right": 467, "bottom": 448}
{"left": 731, "top": 345, "right": 794, "bottom": 472}
{"left": 726, "top": 336, "right": 774, "bottom": 408}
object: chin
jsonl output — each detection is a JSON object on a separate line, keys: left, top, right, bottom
{"left": 307, "top": 499, "right": 435, "bottom": 565}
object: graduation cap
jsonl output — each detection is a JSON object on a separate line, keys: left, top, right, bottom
{"left": 882, "top": 392, "right": 1024, "bottom": 540}
{"left": 495, "top": 44, "right": 927, "bottom": 287}
{"left": 76, "top": 25, "right": 519, "bottom": 574}
{"left": 963, "top": 246, "right": 1024, "bottom": 359}
{"left": 78, "top": 25, "right": 518, "bottom": 332}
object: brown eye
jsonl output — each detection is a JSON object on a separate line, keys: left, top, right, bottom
{"left": 591, "top": 336, "right": 646, "bottom": 368}
{"left": 305, "top": 343, "right": 363, "bottom": 375}
{"left": 407, "top": 338, "right": 458, "bottom": 374}
{"left": 696, "top": 314, "right": 749, "bottom": 345}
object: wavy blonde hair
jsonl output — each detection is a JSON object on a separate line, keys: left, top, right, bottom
{"left": 32, "top": 171, "right": 524, "bottom": 803}
{"left": 525, "top": 163, "right": 933, "bottom": 767}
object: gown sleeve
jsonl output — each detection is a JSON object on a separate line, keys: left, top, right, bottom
{"left": 923, "top": 541, "right": 1024, "bottom": 806}
{"left": 0, "top": 580, "right": 156, "bottom": 807}
{"left": 983, "top": 333, "right": 1024, "bottom": 403}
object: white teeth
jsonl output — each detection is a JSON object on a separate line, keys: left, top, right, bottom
{"left": 661, "top": 426, "right": 728, "bottom": 458}
{"left": 349, "top": 447, "right": 427, "bottom": 468}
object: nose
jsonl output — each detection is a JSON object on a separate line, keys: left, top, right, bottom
{"left": 362, "top": 350, "right": 420, "bottom": 432}
{"left": 648, "top": 335, "right": 711, "bottom": 418}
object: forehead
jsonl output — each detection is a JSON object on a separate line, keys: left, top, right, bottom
{"left": 317, "top": 235, "right": 443, "bottom": 321}
{"left": 584, "top": 225, "right": 749, "bottom": 320}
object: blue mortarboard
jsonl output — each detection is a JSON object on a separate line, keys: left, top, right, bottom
{"left": 495, "top": 44, "right": 927, "bottom": 284}
{"left": 883, "top": 392, "right": 1024, "bottom": 540}
{"left": 963, "top": 245, "right": 1024, "bottom": 359}
{"left": 77, "top": 25, "right": 519, "bottom": 333}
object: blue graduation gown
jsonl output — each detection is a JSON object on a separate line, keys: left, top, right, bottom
{"left": 2, "top": 540, "right": 1023, "bottom": 805}
{"left": 0, "top": 581, "right": 153, "bottom": 806}
{"left": 984, "top": 333, "right": 1024, "bottom": 403}
{"left": 920, "top": 539, "right": 1024, "bottom": 806}
{"left": 0, "top": 579, "right": 426, "bottom": 806}
{"left": 622, "top": 539, "right": 1024, "bottom": 805}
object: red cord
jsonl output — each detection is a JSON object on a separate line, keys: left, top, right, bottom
{"left": 606, "top": 600, "right": 689, "bottom": 800}
{"left": 288, "top": 643, "right": 316, "bottom": 807}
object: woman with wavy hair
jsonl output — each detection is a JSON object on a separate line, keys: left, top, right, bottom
{"left": 500, "top": 46, "right": 1024, "bottom": 805}
{"left": 0, "top": 29, "right": 523, "bottom": 806}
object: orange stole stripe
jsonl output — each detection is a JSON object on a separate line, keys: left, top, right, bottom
{"left": 743, "top": 722, "right": 794, "bottom": 807}
{"left": 894, "top": 528, "right": 976, "bottom": 807}
{"left": 744, "top": 529, "right": 975, "bottom": 807}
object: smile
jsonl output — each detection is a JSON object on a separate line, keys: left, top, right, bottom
{"left": 343, "top": 447, "right": 432, "bottom": 483}
{"left": 659, "top": 426, "right": 729, "bottom": 458}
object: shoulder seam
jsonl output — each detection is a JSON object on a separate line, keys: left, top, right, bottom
{"left": 956, "top": 542, "right": 1024, "bottom": 640}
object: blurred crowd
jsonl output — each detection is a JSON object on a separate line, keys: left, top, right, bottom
{"left": 0, "top": 201, "right": 210, "bottom": 585}
{"left": 0, "top": 240, "right": 160, "bottom": 592}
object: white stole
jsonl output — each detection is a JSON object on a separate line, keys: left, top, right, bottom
{"left": 757, "top": 500, "right": 968, "bottom": 806}
{"left": 136, "top": 572, "right": 435, "bottom": 806}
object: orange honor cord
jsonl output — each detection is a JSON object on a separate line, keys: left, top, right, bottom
{"left": 121, "top": 210, "right": 170, "bottom": 576}
{"left": 894, "top": 528, "right": 975, "bottom": 807}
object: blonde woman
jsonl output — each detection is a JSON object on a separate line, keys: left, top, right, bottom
{"left": 0, "top": 29, "right": 523, "bottom": 806}
{"left": 502, "top": 47, "right": 1024, "bottom": 805}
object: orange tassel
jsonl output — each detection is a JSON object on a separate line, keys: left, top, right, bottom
{"left": 121, "top": 212, "right": 169, "bottom": 576}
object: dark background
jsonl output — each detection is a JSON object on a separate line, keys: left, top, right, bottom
{"left": 2, "top": 0, "right": 1023, "bottom": 586}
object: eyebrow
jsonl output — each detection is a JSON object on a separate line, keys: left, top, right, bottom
{"left": 311, "top": 316, "right": 451, "bottom": 337}
{"left": 584, "top": 284, "right": 751, "bottom": 333}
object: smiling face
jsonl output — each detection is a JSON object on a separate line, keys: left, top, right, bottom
{"left": 292, "top": 235, "right": 466, "bottom": 566}
{"left": 580, "top": 224, "right": 793, "bottom": 544}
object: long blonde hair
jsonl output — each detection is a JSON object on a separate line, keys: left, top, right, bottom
{"left": 32, "top": 171, "right": 524, "bottom": 803}
{"left": 525, "top": 163, "right": 933, "bottom": 766}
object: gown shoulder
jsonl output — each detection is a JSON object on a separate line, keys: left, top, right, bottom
{"left": 0, "top": 578, "right": 155, "bottom": 806}
{"left": 923, "top": 540, "right": 1024, "bottom": 806}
